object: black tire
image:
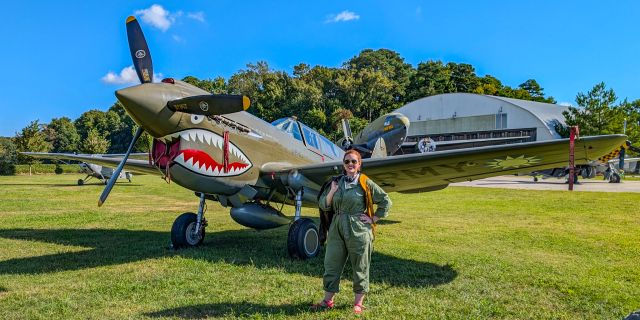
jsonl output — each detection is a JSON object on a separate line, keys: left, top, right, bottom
{"left": 609, "top": 173, "right": 621, "bottom": 183}
{"left": 533, "top": 177, "right": 538, "bottom": 182}
{"left": 77, "top": 179, "right": 84, "bottom": 186}
{"left": 171, "top": 212, "right": 205, "bottom": 248}
{"left": 287, "top": 218, "right": 320, "bottom": 260}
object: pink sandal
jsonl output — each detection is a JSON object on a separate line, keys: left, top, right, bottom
{"left": 354, "top": 303, "right": 365, "bottom": 315}
{"left": 311, "top": 299, "right": 334, "bottom": 310}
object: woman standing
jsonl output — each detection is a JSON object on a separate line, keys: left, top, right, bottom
{"left": 313, "top": 149, "right": 392, "bottom": 314}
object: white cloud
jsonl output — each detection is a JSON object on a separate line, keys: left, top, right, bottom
{"left": 188, "top": 11, "right": 206, "bottom": 23}
{"left": 559, "top": 102, "right": 573, "bottom": 107}
{"left": 102, "top": 66, "right": 139, "bottom": 85}
{"left": 326, "top": 10, "right": 360, "bottom": 23}
{"left": 135, "top": 4, "right": 176, "bottom": 32}
{"left": 102, "top": 66, "right": 163, "bottom": 85}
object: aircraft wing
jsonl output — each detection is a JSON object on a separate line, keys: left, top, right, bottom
{"left": 21, "top": 152, "right": 160, "bottom": 176}
{"left": 275, "top": 134, "right": 627, "bottom": 193}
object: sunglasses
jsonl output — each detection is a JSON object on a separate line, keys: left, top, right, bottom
{"left": 343, "top": 159, "right": 359, "bottom": 165}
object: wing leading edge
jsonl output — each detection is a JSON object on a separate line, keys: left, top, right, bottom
{"left": 274, "top": 135, "right": 628, "bottom": 193}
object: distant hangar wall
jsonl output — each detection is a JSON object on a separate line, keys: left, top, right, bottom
{"left": 395, "top": 93, "right": 569, "bottom": 151}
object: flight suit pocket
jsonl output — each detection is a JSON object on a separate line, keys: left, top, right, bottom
{"left": 350, "top": 215, "right": 373, "bottom": 246}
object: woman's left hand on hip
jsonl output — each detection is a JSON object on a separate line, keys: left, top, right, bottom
{"left": 359, "top": 213, "right": 373, "bottom": 224}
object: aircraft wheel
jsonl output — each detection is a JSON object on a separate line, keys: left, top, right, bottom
{"left": 287, "top": 218, "right": 320, "bottom": 259}
{"left": 77, "top": 179, "right": 84, "bottom": 186}
{"left": 171, "top": 212, "right": 205, "bottom": 248}
{"left": 609, "top": 173, "right": 621, "bottom": 183}
{"left": 533, "top": 177, "right": 538, "bottom": 182}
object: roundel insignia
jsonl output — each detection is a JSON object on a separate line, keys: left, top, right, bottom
{"left": 199, "top": 101, "right": 209, "bottom": 112}
{"left": 135, "top": 50, "right": 146, "bottom": 59}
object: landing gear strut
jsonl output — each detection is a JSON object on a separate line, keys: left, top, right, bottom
{"left": 287, "top": 188, "right": 320, "bottom": 259}
{"left": 171, "top": 193, "right": 208, "bottom": 248}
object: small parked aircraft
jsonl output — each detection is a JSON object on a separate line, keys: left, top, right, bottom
{"left": 77, "top": 162, "right": 132, "bottom": 186}
{"left": 526, "top": 141, "right": 633, "bottom": 183}
{"left": 24, "top": 16, "right": 628, "bottom": 259}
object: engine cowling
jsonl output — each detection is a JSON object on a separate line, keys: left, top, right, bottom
{"left": 230, "top": 202, "right": 291, "bottom": 230}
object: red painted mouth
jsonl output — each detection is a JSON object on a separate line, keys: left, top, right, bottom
{"left": 180, "top": 149, "right": 249, "bottom": 173}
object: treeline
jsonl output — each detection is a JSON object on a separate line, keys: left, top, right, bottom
{"left": 560, "top": 82, "right": 640, "bottom": 144}
{"left": 186, "top": 49, "right": 556, "bottom": 140}
{"left": 1, "top": 49, "right": 637, "bottom": 175}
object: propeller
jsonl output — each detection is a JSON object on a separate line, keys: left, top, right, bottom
{"left": 167, "top": 94, "right": 250, "bottom": 116}
{"left": 126, "top": 16, "right": 153, "bottom": 83}
{"left": 99, "top": 127, "right": 143, "bottom": 207}
{"left": 99, "top": 16, "right": 152, "bottom": 206}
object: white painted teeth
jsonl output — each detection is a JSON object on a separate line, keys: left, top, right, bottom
{"left": 158, "top": 132, "right": 181, "bottom": 144}
{"left": 169, "top": 129, "right": 252, "bottom": 176}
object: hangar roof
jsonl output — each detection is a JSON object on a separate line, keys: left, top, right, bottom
{"left": 396, "top": 93, "right": 569, "bottom": 140}
{"left": 487, "top": 95, "right": 569, "bottom": 128}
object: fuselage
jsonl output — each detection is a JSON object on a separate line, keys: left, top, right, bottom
{"left": 116, "top": 79, "right": 343, "bottom": 203}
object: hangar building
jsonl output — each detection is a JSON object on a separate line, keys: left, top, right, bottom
{"left": 395, "top": 93, "right": 569, "bottom": 152}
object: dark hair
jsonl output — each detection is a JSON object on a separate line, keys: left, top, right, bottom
{"left": 342, "top": 149, "right": 362, "bottom": 174}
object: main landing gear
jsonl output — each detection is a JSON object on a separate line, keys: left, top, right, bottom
{"left": 287, "top": 189, "right": 320, "bottom": 259}
{"left": 170, "top": 189, "right": 321, "bottom": 259}
{"left": 171, "top": 193, "right": 208, "bottom": 248}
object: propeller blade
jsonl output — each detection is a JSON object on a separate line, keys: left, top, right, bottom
{"left": 98, "top": 127, "right": 143, "bottom": 207}
{"left": 167, "top": 94, "right": 251, "bottom": 116}
{"left": 126, "top": 16, "right": 153, "bottom": 83}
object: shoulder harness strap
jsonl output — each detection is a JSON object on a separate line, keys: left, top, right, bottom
{"left": 358, "top": 173, "right": 376, "bottom": 232}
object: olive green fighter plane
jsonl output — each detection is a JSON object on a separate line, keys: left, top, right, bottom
{"left": 24, "top": 16, "right": 629, "bottom": 260}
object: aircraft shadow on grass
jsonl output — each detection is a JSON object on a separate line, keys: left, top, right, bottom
{"left": 0, "top": 228, "right": 456, "bottom": 290}
{"left": 0, "top": 183, "right": 142, "bottom": 188}
{"left": 144, "top": 302, "right": 340, "bottom": 318}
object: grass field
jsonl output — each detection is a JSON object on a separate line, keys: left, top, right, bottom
{"left": 0, "top": 174, "right": 638, "bottom": 319}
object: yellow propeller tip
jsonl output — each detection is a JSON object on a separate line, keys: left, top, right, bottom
{"left": 98, "top": 200, "right": 104, "bottom": 207}
{"left": 242, "top": 96, "right": 251, "bottom": 110}
{"left": 126, "top": 16, "right": 136, "bottom": 23}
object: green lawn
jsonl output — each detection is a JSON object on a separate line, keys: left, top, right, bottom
{"left": 0, "top": 174, "right": 638, "bottom": 319}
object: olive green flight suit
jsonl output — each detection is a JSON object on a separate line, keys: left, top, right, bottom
{"left": 318, "top": 174, "right": 391, "bottom": 294}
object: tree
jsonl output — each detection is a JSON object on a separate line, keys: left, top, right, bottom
{"left": 14, "top": 120, "right": 51, "bottom": 175}
{"left": 617, "top": 98, "right": 640, "bottom": 154}
{"left": 407, "top": 60, "right": 454, "bottom": 101}
{"left": 47, "top": 117, "right": 80, "bottom": 153}
{"left": 182, "top": 76, "right": 228, "bottom": 94}
{"left": 345, "top": 49, "right": 414, "bottom": 105}
{"left": 473, "top": 75, "right": 503, "bottom": 96}
{"left": 562, "top": 82, "right": 622, "bottom": 136}
{"left": 228, "top": 61, "right": 292, "bottom": 122}
{"left": 81, "top": 128, "right": 110, "bottom": 154}
{"left": 0, "top": 137, "right": 17, "bottom": 175}
{"left": 518, "top": 79, "right": 556, "bottom": 103}
{"left": 75, "top": 109, "right": 121, "bottom": 145}
{"left": 448, "top": 62, "right": 480, "bottom": 93}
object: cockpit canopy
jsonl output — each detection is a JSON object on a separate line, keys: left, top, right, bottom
{"left": 271, "top": 117, "right": 343, "bottom": 159}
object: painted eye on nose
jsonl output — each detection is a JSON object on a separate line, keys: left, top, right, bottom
{"left": 191, "top": 114, "right": 204, "bottom": 124}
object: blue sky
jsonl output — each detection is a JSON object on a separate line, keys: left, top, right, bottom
{"left": 1, "top": 1, "right": 638, "bottom": 136}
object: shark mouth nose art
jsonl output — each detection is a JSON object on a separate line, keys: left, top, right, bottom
{"left": 161, "top": 129, "right": 252, "bottom": 177}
